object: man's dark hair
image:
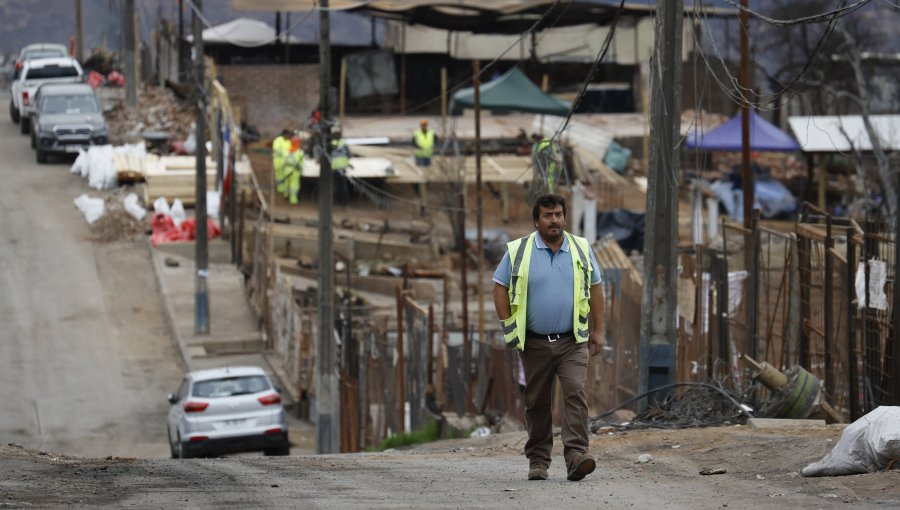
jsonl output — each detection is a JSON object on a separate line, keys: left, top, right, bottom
{"left": 532, "top": 194, "right": 567, "bottom": 222}
{"left": 281, "top": 129, "right": 292, "bottom": 137}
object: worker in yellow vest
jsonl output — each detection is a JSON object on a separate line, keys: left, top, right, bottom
{"left": 331, "top": 126, "right": 351, "bottom": 206}
{"left": 412, "top": 119, "right": 436, "bottom": 167}
{"left": 531, "top": 136, "right": 559, "bottom": 193}
{"left": 283, "top": 135, "right": 304, "bottom": 205}
{"left": 492, "top": 193, "right": 604, "bottom": 483}
{"left": 272, "top": 129, "right": 291, "bottom": 195}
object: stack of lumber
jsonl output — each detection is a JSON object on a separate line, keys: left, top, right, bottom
{"left": 143, "top": 154, "right": 253, "bottom": 206}
{"left": 113, "top": 152, "right": 152, "bottom": 183}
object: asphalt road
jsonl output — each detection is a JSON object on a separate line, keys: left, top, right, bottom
{"left": 0, "top": 116, "right": 182, "bottom": 458}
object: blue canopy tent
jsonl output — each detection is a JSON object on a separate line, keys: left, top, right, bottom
{"left": 687, "top": 111, "right": 802, "bottom": 220}
{"left": 686, "top": 111, "right": 801, "bottom": 152}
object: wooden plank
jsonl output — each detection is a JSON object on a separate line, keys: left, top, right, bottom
{"left": 748, "top": 418, "right": 826, "bottom": 429}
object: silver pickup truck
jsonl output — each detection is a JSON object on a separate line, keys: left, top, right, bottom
{"left": 31, "top": 83, "right": 108, "bottom": 164}
{"left": 10, "top": 57, "right": 84, "bottom": 135}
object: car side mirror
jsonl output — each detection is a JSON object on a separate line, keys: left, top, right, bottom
{"left": 274, "top": 386, "right": 283, "bottom": 394}
{"left": 167, "top": 392, "right": 179, "bottom": 404}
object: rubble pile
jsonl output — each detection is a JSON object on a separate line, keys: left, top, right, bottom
{"left": 90, "top": 209, "right": 146, "bottom": 243}
{"left": 709, "top": 151, "right": 808, "bottom": 182}
{"left": 89, "top": 189, "right": 148, "bottom": 243}
{"left": 105, "top": 86, "right": 193, "bottom": 146}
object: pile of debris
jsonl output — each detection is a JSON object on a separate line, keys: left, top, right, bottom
{"left": 105, "top": 86, "right": 193, "bottom": 146}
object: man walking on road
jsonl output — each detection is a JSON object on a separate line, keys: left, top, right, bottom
{"left": 492, "top": 193, "right": 605, "bottom": 482}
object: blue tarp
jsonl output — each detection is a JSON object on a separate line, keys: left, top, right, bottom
{"left": 686, "top": 111, "right": 802, "bottom": 152}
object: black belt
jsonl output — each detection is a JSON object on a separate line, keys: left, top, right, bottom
{"left": 526, "top": 330, "right": 573, "bottom": 342}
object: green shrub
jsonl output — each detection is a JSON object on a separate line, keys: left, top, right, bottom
{"left": 369, "top": 421, "right": 441, "bottom": 451}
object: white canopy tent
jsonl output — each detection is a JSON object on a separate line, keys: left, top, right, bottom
{"left": 186, "top": 18, "right": 301, "bottom": 47}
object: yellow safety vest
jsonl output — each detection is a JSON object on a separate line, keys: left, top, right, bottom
{"left": 272, "top": 136, "right": 289, "bottom": 167}
{"left": 331, "top": 139, "right": 350, "bottom": 170}
{"left": 414, "top": 129, "right": 435, "bottom": 159}
{"left": 501, "top": 232, "right": 593, "bottom": 351}
{"left": 284, "top": 149, "right": 304, "bottom": 176}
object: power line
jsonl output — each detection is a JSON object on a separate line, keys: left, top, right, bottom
{"left": 716, "top": 0, "right": 873, "bottom": 26}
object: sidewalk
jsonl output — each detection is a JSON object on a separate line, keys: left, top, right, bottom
{"left": 149, "top": 239, "right": 314, "bottom": 452}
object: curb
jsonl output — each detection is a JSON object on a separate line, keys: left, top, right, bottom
{"left": 147, "top": 239, "right": 193, "bottom": 372}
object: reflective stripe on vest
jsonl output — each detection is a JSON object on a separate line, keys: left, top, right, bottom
{"left": 414, "top": 129, "right": 434, "bottom": 159}
{"left": 503, "top": 232, "right": 594, "bottom": 350}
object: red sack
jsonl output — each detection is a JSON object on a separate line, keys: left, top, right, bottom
{"left": 107, "top": 70, "right": 125, "bottom": 87}
{"left": 180, "top": 218, "right": 221, "bottom": 241}
{"left": 86, "top": 71, "right": 105, "bottom": 89}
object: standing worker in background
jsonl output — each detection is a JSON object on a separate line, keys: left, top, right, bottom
{"left": 330, "top": 125, "right": 351, "bottom": 206}
{"left": 531, "top": 136, "right": 559, "bottom": 194}
{"left": 272, "top": 129, "right": 291, "bottom": 196}
{"left": 492, "top": 193, "right": 605, "bottom": 482}
{"left": 283, "top": 134, "right": 304, "bottom": 205}
{"left": 412, "top": 119, "right": 435, "bottom": 167}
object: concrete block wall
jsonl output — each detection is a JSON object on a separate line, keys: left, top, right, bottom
{"left": 217, "top": 64, "right": 320, "bottom": 137}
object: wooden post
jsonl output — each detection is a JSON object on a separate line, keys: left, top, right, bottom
{"left": 339, "top": 57, "right": 347, "bottom": 128}
{"left": 440, "top": 67, "right": 447, "bottom": 137}
{"left": 396, "top": 286, "right": 406, "bottom": 433}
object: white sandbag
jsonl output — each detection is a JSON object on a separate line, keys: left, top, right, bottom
{"left": 73, "top": 194, "right": 105, "bottom": 224}
{"left": 123, "top": 193, "right": 146, "bottom": 221}
{"left": 802, "top": 406, "right": 900, "bottom": 477}
{"left": 170, "top": 199, "right": 186, "bottom": 229}
{"left": 153, "top": 196, "right": 170, "bottom": 215}
{"left": 71, "top": 148, "right": 89, "bottom": 176}
{"left": 206, "top": 190, "right": 220, "bottom": 217}
{"left": 86, "top": 145, "right": 118, "bottom": 190}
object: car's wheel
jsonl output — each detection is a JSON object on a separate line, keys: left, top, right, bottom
{"left": 264, "top": 444, "right": 290, "bottom": 456}
{"left": 176, "top": 434, "right": 191, "bottom": 459}
{"left": 9, "top": 100, "right": 19, "bottom": 124}
{"left": 35, "top": 149, "right": 47, "bottom": 164}
{"left": 20, "top": 116, "right": 29, "bottom": 135}
{"left": 167, "top": 430, "right": 178, "bottom": 459}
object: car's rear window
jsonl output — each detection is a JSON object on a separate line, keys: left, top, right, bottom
{"left": 40, "top": 94, "right": 98, "bottom": 114}
{"left": 25, "top": 66, "right": 80, "bottom": 80}
{"left": 192, "top": 376, "right": 271, "bottom": 398}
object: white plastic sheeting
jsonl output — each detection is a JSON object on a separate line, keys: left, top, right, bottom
{"left": 802, "top": 406, "right": 900, "bottom": 477}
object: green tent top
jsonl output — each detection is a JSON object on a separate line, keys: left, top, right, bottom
{"left": 451, "top": 67, "right": 571, "bottom": 117}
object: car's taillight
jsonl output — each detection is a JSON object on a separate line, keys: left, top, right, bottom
{"left": 258, "top": 393, "right": 281, "bottom": 406}
{"left": 189, "top": 435, "right": 209, "bottom": 442}
{"left": 264, "top": 428, "right": 283, "bottom": 435}
{"left": 183, "top": 401, "right": 208, "bottom": 413}
{"left": 22, "top": 91, "right": 29, "bottom": 107}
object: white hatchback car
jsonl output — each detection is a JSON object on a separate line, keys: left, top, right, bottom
{"left": 166, "top": 366, "right": 289, "bottom": 458}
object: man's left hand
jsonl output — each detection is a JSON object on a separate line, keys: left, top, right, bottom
{"left": 588, "top": 330, "right": 605, "bottom": 357}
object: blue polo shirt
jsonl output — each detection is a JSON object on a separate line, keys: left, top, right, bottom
{"left": 493, "top": 232, "right": 601, "bottom": 335}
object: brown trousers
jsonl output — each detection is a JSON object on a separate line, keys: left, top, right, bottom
{"left": 519, "top": 333, "right": 590, "bottom": 471}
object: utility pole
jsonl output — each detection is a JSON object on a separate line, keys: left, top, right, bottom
{"left": 473, "top": 59, "right": 485, "bottom": 401}
{"left": 638, "top": 0, "right": 683, "bottom": 409}
{"left": 124, "top": 0, "right": 137, "bottom": 106}
{"left": 192, "top": 0, "right": 210, "bottom": 335}
{"left": 316, "top": 0, "right": 340, "bottom": 454}
{"left": 739, "top": 0, "right": 752, "bottom": 228}
{"left": 74, "top": 0, "right": 84, "bottom": 62}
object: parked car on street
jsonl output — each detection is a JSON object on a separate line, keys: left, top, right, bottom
{"left": 10, "top": 56, "right": 83, "bottom": 133}
{"left": 12, "top": 43, "right": 68, "bottom": 79}
{"left": 166, "top": 366, "right": 290, "bottom": 458}
{"left": 30, "top": 83, "right": 108, "bottom": 164}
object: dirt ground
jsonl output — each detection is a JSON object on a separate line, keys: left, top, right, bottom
{"left": 2, "top": 424, "right": 897, "bottom": 509}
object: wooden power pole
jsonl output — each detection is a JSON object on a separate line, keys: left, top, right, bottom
{"left": 124, "top": 0, "right": 137, "bottom": 106}
{"left": 316, "top": 0, "right": 340, "bottom": 454}
{"left": 75, "top": 0, "right": 84, "bottom": 62}
{"left": 739, "top": 0, "right": 753, "bottom": 228}
{"left": 638, "top": 0, "right": 683, "bottom": 408}
{"left": 192, "top": 0, "right": 209, "bottom": 335}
